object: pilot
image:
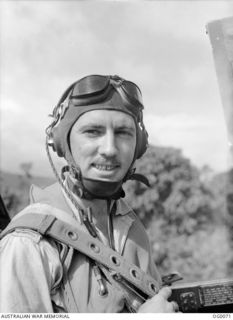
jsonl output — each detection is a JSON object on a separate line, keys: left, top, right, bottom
{"left": 0, "top": 75, "right": 178, "bottom": 313}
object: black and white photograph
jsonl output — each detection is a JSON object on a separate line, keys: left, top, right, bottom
{"left": 0, "top": 0, "right": 233, "bottom": 315}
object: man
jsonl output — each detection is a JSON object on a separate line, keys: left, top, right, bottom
{"left": 0, "top": 75, "right": 178, "bottom": 313}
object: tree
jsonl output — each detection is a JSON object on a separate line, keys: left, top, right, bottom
{"left": 20, "top": 162, "right": 33, "bottom": 179}
{"left": 125, "top": 145, "right": 214, "bottom": 234}
{"left": 124, "top": 145, "right": 232, "bottom": 280}
{"left": 0, "top": 176, "right": 20, "bottom": 219}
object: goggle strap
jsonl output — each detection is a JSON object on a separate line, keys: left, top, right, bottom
{"left": 56, "top": 82, "right": 77, "bottom": 107}
{"left": 110, "top": 83, "right": 144, "bottom": 114}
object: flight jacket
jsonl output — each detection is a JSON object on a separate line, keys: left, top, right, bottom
{"left": 0, "top": 182, "right": 161, "bottom": 313}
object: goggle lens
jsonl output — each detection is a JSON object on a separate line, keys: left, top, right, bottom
{"left": 72, "top": 75, "right": 110, "bottom": 98}
{"left": 70, "top": 74, "right": 143, "bottom": 109}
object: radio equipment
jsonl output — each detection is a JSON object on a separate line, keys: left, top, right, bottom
{"left": 170, "top": 278, "right": 233, "bottom": 312}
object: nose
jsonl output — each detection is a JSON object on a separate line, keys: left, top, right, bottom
{"left": 98, "top": 131, "right": 118, "bottom": 158}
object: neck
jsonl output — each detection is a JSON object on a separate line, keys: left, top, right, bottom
{"left": 72, "top": 193, "right": 110, "bottom": 225}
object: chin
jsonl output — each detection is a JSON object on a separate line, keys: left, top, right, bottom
{"left": 89, "top": 169, "right": 124, "bottom": 182}
{"left": 93, "top": 176, "right": 119, "bottom": 182}
{"left": 88, "top": 173, "right": 124, "bottom": 182}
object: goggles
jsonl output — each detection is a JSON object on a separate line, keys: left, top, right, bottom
{"left": 68, "top": 75, "right": 144, "bottom": 114}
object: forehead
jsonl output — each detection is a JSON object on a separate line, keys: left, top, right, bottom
{"left": 74, "top": 109, "right": 135, "bottom": 128}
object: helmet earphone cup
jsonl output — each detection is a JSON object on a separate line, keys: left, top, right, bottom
{"left": 51, "top": 126, "right": 65, "bottom": 158}
{"left": 46, "top": 82, "right": 77, "bottom": 157}
{"left": 136, "top": 124, "right": 148, "bottom": 159}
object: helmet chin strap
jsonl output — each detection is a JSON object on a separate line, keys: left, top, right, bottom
{"left": 64, "top": 152, "right": 125, "bottom": 200}
{"left": 81, "top": 177, "right": 125, "bottom": 200}
{"left": 65, "top": 163, "right": 149, "bottom": 201}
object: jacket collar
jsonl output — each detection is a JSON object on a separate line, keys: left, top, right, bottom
{"left": 30, "top": 182, "right": 132, "bottom": 217}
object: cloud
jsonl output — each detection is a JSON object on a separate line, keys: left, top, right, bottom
{"left": 0, "top": 0, "right": 232, "bottom": 175}
{"left": 144, "top": 112, "right": 229, "bottom": 171}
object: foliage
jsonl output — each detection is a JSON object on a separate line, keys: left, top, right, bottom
{"left": 226, "top": 169, "right": 233, "bottom": 233}
{"left": 125, "top": 145, "right": 232, "bottom": 280}
{"left": 148, "top": 221, "right": 232, "bottom": 281}
{"left": 125, "top": 145, "right": 214, "bottom": 234}
{"left": 0, "top": 178, "right": 21, "bottom": 219}
{"left": 0, "top": 163, "right": 34, "bottom": 217}
{"left": 20, "top": 162, "right": 33, "bottom": 179}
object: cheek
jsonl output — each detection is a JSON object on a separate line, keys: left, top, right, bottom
{"left": 70, "top": 134, "right": 84, "bottom": 162}
{"left": 122, "top": 138, "right": 136, "bottom": 164}
{"left": 70, "top": 135, "right": 95, "bottom": 162}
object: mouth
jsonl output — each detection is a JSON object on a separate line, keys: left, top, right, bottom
{"left": 92, "top": 163, "right": 120, "bottom": 171}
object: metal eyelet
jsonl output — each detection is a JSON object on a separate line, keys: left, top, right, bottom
{"left": 110, "top": 255, "right": 121, "bottom": 266}
{"left": 130, "top": 268, "right": 140, "bottom": 280}
{"left": 89, "top": 243, "right": 100, "bottom": 253}
{"left": 98, "top": 287, "right": 108, "bottom": 298}
{"left": 67, "top": 230, "right": 78, "bottom": 241}
{"left": 149, "top": 282, "right": 157, "bottom": 293}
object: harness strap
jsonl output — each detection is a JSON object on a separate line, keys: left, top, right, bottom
{"left": 0, "top": 213, "right": 159, "bottom": 300}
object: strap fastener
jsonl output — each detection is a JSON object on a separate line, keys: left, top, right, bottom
{"left": 37, "top": 215, "right": 57, "bottom": 235}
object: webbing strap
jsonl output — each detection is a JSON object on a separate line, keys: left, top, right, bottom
{"left": 0, "top": 213, "right": 159, "bottom": 298}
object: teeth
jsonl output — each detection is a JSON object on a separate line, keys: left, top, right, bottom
{"left": 94, "top": 164, "right": 117, "bottom": 171}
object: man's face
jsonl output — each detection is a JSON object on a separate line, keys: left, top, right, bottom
{"left": 70, "top": 109, "right": 136, "bottom": 182}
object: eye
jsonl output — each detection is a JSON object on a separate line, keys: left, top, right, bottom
{"left": 85, "top": 129, "right": 99, "bottom": 134}
{"left": 115, "top": 129, "right": 134, "bottom": 137}
{"left": 84, "top": 129, "right": 101, "bottom": 137}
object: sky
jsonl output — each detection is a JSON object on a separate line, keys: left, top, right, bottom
{"left": 0, "top": 0, "right": 232, "bottom": 177}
